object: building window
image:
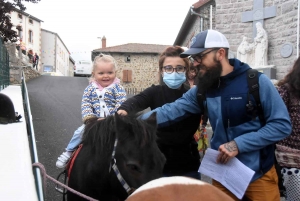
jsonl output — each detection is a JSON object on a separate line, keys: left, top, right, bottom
{"left": 125, "top": 55, "right": 131, "bottom": 62}
{"left": 18, "top": 14, "right": 22, "bottom": 19}
{"left": 16, "top": 25, "right": 23, "bottom": 39}
{"left": 122, "top": 70, "right": 132, "bottom": 82}
{"left": 29, "top": 19, "right": 33, "bottom": 24}
{"left": 28, "top": 30, "right": 33, "bottom": 43}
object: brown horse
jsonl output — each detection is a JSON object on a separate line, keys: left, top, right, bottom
{"left": 126, "top": 176, "right": 234, "bottom": 201}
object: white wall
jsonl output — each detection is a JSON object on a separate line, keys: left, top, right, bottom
{"left": 69, "top": 59, "right": 75, "bottom": 77}
{"left": 41, "top": 30, "right": 55, "bottom": 72}
{"left": 56, "top": 37, "right": 70, "bottom": 76}
{"left": 41, "top": 29, "right": 70, "bottom": 76}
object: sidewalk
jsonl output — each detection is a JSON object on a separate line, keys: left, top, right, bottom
{"left": 0, "top": 86, "right": 38, "bottom": 201}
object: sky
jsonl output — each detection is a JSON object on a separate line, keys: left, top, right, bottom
{"left": 22, "top": 0, "right": 198, "bottom": 62}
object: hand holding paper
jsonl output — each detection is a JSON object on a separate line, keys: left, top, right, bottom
{"left": 198, "top": 148, "right": 255, "bottom": 199}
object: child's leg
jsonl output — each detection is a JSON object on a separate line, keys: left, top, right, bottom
{"left": 66, "top": 124, "right": 85, "bottom": 151}
{"left": 56, "top": 124, "right": 85, "bottom": 168}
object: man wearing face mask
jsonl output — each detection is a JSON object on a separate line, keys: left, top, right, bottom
{"left": 140, "top": 30, "right": 291, "bottom": 201}
{"left": 118, "top": 46, "right": 201, "bottom": 179}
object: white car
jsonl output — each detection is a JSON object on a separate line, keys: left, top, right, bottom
{"left": 74, "top": 60, "right": 92, "bottom": 77}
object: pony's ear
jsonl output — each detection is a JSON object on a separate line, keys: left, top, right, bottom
{"left": 145, "top": 112, "right": 157, "bottom": 128}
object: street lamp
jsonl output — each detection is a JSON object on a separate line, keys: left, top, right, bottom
{"left": 97, "top": 37, "right": 102, "bottom": 48}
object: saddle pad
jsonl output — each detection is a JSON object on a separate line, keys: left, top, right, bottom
{"left": 67, "top": 144, "right": 83, "bottom": 178}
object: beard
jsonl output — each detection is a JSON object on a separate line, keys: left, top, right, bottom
{"left": 196, "top": 58, "right": 222, "bottom": 92}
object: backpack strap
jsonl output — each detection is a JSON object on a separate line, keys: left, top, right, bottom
{"left": 247, "top": 69, "right": 265, "bottom": 126}
{"left": 196, "top": 87, "right": 207, "bottom": 117}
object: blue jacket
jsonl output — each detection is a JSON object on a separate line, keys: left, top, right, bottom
{"left": 142, "top": 58, "right": 291, "bottom": 181}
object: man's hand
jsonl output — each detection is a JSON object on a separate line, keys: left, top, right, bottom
{"left": 117, "top": 110, "right": 128, "bottom": 116}
{"left": 217, "top": 140, "right": 239, "bottom": 164}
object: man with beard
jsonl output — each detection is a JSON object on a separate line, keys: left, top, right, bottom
{"left": 141, "top": 30, "right": 291, "bottom": 201}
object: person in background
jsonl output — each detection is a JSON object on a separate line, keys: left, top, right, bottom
{"left": 33, "top": 53, "right": 39, "bottom": 70}
{"left": 118, "top": 46, "right": 201, "bottom": 179}
{"left": 140, "top": 29, "right": 291, "bottom": 201}
{"left": 184, "top": 63, "right": 199, "bottom": 88}
{"left": 275, "top": 56, "right": 300, "bottom": 201}
{"left": 184, "top": 63, "right": 209, "bottom": 155}
{"left": 56, "top": 54, "right": 126, "bottom": 168}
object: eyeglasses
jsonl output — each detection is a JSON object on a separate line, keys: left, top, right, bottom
{"left": 162, "top": 65, "right": 186, "bottom": 74}
{"left": 189, "top": 48, "right": 219, "bottom": 63}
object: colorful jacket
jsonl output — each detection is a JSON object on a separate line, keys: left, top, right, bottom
{"left": 81, "top": 82, "right": 126, "bottom": 123}
{"left": 141, "top": 58, "right": 291, "bottom": 181}
{"left": 276, "top": 84, "right": 300, "bottom": 168}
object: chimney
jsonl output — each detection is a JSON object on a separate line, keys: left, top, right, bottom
{"left": 102, "top": 36, "right": 106, "bottom": 48}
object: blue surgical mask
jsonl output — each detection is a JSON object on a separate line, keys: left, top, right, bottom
{"left": 163, "top": 72, "right": 186, "bottom": 89}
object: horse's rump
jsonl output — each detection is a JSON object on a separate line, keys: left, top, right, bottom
{"left": 126, "top": 176, "right": 234, "bottom": 201}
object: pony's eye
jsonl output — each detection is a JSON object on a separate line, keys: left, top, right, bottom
{"left": 127, "top": 164, "right": 140, "bottom": 172}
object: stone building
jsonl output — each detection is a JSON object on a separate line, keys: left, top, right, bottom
{"left": 92, "top": 37, "right": 169, "bottom": 94}
{"left": 174, "top": 0, "right": 300, "bottom": 80}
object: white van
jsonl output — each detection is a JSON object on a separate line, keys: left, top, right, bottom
{"left": 74, "top": 60, "right": 93, "bottom": 77}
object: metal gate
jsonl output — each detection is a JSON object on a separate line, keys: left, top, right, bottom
{"left": 0, "top": 38, "right": 10, "bottom": 91}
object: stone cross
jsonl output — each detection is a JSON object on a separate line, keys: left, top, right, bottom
{"left": 241, "top": 0, "right": 276, "bottom": 39}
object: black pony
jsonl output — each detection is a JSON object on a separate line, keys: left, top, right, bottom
{"left": 67, "top": 113, "right": 166, "bottom": 201}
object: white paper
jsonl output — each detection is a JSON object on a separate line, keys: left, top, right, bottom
{"left": 198, "top": 148, "right": 255, "bottom": 199}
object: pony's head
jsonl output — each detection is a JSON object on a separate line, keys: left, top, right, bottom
{"left": 111, "top": 112, "right": 166, "bottom": 198}
{"left": 76, "top": 112, "right": 165, "bottom": 200}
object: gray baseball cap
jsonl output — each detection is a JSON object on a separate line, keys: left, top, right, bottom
{"left": 180, "top": 30, "right": 230, "bottom": 58}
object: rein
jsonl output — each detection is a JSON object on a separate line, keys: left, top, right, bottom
{"left": 109, "top": 138, "right": 135, "bottom": 195}
{"left": 32, "top": 162, "right": 99, "bottom": 201}
{"left": 32, "top": 139, "right": 135, "bottom": 200}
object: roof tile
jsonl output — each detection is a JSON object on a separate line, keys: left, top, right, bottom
{"left": 92, "top": 43, "right": 171, "bottom": 54}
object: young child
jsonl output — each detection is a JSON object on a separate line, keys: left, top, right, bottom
{"left": 56, "top": 54, "right": 127, "bottom": 168}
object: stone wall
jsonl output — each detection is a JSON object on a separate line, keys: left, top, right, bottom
{"left": 6, "top": 43, "right": 41, "bottom": 85}
{"left": 10, "top": 66, "right": 41, "bottom": 85}
{"left": 179, "top": 0, "right": 299, "bottom": 80}
{"left": 215, "top": 0, "right": 299, "bottom": 80}
{"left": 109, "top": 53, "right": 161, "bottom": 93}
{"left": 181, "top": 2, "right": 216, "bottom": 48}
{"left": 23, "top": 67, "right": 41, "bottom": 82}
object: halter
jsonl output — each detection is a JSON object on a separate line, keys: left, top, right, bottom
{"left": 109, "top": 138, "right": 135, "bottom": 195}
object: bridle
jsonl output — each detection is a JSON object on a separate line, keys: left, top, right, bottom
{"left": 109, "top": 138, "right": 135, "bottom": 195}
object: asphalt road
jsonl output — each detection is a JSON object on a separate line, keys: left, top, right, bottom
{"left": 27, "top": 75, "right": 89, "bottom": 201}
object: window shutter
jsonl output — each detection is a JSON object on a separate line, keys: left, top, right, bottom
{"left": 122, "top": 70, "right": 133, "bottom": 82}
{"left": 127, "top": 70, "right": 132, "bottom": 82}
{"left": 123, "top": 70, "right": 128, "bottom": 82}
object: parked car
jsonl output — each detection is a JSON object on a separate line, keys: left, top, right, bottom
{"left": 74, "top": 60, "right": 92, "bottom": 77}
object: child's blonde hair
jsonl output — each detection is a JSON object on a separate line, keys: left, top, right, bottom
{"left": 89, "top": 54, "right": 118, "bottom": 82}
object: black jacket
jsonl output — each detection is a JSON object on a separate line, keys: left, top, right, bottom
{"left": 119, "top": 85, "right": 201, "bottom": 174}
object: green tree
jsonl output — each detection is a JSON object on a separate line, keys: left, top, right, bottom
{"left": 0, "top": 0, "right": 40, "bottom": 43}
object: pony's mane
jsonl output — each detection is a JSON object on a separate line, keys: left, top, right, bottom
{"left": 81, "top": 114, "right": 157, "bottom": 154}
{"left": 82, "top": 116, "right": 116, "bottom": 152}
{"left": 117, "top": 113, "right": 157, "bottom": 147}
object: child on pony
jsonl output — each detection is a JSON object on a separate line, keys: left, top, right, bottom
{"left": 56, "top": 54, "right": 126, "bottom": 168}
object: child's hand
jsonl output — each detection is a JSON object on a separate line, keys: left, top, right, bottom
{"left": 97, "top": 118, "right": 105, "bottom": 121}
{"left": 117, "top": 110, "right": 128, "bottom": 116}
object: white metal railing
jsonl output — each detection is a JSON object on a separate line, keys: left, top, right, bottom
{"left": 22, "top": 71, "right": 44, "bottom": 201}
